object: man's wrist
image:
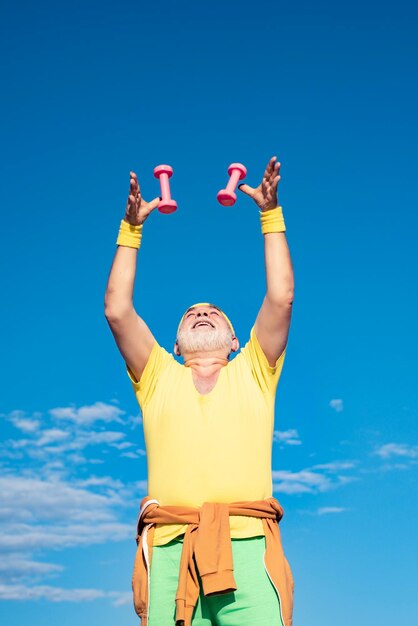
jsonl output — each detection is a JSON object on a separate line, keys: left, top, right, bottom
{"left": 259, "top": 206, "right": 286, "bottom": 234}
{"left": 116, "top": 218, "right": 143, "bottom": 248}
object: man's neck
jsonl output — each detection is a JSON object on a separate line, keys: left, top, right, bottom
{"left": 184, "top": 353, "right": 228, "bottom": 376}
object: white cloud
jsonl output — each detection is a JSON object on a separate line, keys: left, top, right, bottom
{"left": 121, "top": 449, "right": 147, "bottom": 459}
{"left": 49, "top": 402, "right": 126, "bottom": 425}
{"left": 110, "top": 441, "right": 134, "bottom": 450}
{"left": 0, "top": 402, "right": 150, "bottom": 606}
{"left": 3, "top": 410, "right": 55, "bottom": 437}
{"left": 52, "top": 430, "right": 126, "bottom": 449}
{"left": 311, "top": 461, "right": 357, "bottom": 471}
{"left": 8, "top": 438, "right": 31, "bottom": 450}
{"left": 0, "top": 554, "right": 64, "bottom": 579}
{"left": 0, "top": 470, "right": 150, "bottom": 591}
{"left": 133, "top": 480, "right": 148, "bottom": 492}
{"left": 329, "top": 399, "right": 343, "bottom": 412}
{"left": 272, "top": 461, "right": 358, "bottom": 495}
{"left": 317, "top": 507, "right": 348, "bottom": 515}
{"left": 373, "top": 443, "right": 418, "bottom": 459}
{"left": 1, "top": 404, "right": 144, "bottom": 467}
{"left": 0, "top": 474, "right": 123, "bottom": 524}
{"left": 273, "top": 470, "right": 329, "bottom": 494}
{"left": 110, "top": 591, "right": 133, "bottom": 606}
{"left": 0, "top": 521, "right": 134, "bottom": 553}
{"left": 125, "top": 412, "right": 143, "bottom": 428}
{"left": 273, "top": 429, "right": 302, "bottom": 446}
{"left": 377, "top": 463, "right": 412, "bottom": 471}
{"left": 76, "top": 476, "right": 124, "bottom": 489}
{"left": 2, "top": 430, "right": 128, "bottom": 462}
{"left": 0, "top": 583, "right": 132, "bottom": 606}
{"left": 0, "top": 472, "right": 149, "bottom": 551}
{"left": 10, "top": 417, "right": 41, "bottom": 433}
{"left": 36, "top": 429, "right": 70, "bottom": 446}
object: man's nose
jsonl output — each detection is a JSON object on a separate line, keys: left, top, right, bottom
{"left": 196, "top": 311, "right": 209, "bottom": 317}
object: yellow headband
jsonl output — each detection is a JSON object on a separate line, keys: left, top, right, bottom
{"left": 177, "top": 302, "right": 235, "bottom": 336}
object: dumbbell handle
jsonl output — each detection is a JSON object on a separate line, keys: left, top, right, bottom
{"left": 159, "top": 173, "right": 172, "bottom": 202}
{"left": 217, "top": 162, "right": 247, "bottom": 206}
{"left": 154, "top": 165, "right": 177, "bottom": 214}
{"left": 224, "top": 169, "right": 242, "bottom": 194}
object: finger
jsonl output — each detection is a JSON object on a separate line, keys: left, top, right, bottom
{"left": 264, "top": 175, "right": 278, "bottom": 197}
{"left": 130, "top": 172, "right": 138, "bottom": 187}
{"left": 130, "top": 177, "right": 140, "bottom": 198}
{"left": 129, "top": 171, "right": 138, "bottom": 187}
{"left": 267, "top": 156, "right": 277, "bottom": 175}
{"left": 272, "top": 175, "right": 280, "bottom": 192}
{"left": 142, "top": 197, "right": 160, "bottom": 217}
{"left": 126, "top": 194, "right": 135, "bottom": 214}
{"left": 263, "top": 163, "right": 271, "bottom": 181}
{"left": 265, "top": 161, "right": 280, "bottom": 187}
{"left": 268, "top": 159, "right": 279, "bottom": 176}
{"left": 147, "top": 197, "right": 160, "bottom": 211}
{"left": 269, "top": 164, "right": 280, "bottom": 185}
{"left": 263, "top": 158, "right": 275, "bottom": 183}
{"left": 238, "top": 183, "right": 255, "bottom": 197}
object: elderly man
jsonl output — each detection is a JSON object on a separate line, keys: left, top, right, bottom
{"left": 104, "top": 157, "right": 295, "bottom": 626}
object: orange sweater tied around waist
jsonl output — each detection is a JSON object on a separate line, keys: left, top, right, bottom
{"left": 131, "top": 496, "right": 294, "bottom": 626}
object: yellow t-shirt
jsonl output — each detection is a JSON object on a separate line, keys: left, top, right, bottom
{"left": 126, "top": 325, "right": 287, "bottom": 546}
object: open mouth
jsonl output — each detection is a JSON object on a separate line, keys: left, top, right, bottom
{"left": 193, "top": 321, "right": 214, "bottom": 329}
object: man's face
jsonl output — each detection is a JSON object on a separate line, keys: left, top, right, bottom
{"left": 176, "top": 305, "right": 234, "bottom": 356}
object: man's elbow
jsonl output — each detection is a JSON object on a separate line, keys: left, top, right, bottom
{"left": 267, "top": 288, "right": 294, "bottom": 307}
{"left": 104, "top": 303, "right": 134, "bottom": 321}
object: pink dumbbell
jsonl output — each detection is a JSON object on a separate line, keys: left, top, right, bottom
{"left": 217, "top": 163, "right": 247, "bottom": 206}
{"left": 153, "top": 164, "right": 178, "bottom": 214}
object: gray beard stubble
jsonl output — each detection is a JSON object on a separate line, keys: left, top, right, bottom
{"left": 177, "top": 326, "right": 233, "bottom": 354}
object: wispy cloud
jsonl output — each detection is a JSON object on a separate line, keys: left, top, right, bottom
{"left": 1, "top": 403, "right": 144, "bottom": 464}
{"left": 3, "top": 430, "right": 127, "bottom": 461}
{"left": 36, "top": 429, "right": 71, "bottom": 446}
{"left": 273, "top": 429, "right": 302, "bottom": 446}
{"left": 120, "top": 449, "right": 147, "bottom": 459}
{"left": 49, "top": 401, "right": 126, "bottom": 425}
{"left": 377, "top": 463, "right": 414, "bottom": 471}
{"left": 0, "top": 472, "right": 143, "bottom": 523}
{"left": 272, "top": 460, "right": 358, "bottom": 495}
{"left": 0, "top": 583, "right": 131, "bottom": 606}
{"left": 329, "top": 399, "right": 343, "bottom": 412}
{"left": 317, "top": 506, "right": 349, "bottom": 515}
{"left": 0, "top": 470, "right": 148, "bottom": 594}
{"left": 311, "top": 461, "right": 357, "bottom": 471}
{"left": 373, "top": 442, "right": 418, "bottom": 459}
{"left": 0, "top": 402, "right": 149, "bottom": 604}
{"left": 0, "top": 555, "right": 64, "bottom": 579}
{"left": 8, "top": 413, "right": 41, "bottom": 433}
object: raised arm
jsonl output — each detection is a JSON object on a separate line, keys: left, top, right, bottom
{"left": 239, "top": 157, "right": 294, "bottom": 367}
{"left": 104, "top": 171, "right": 160, "bottom": 383}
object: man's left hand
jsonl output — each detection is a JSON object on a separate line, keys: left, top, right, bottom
{"left": 238, "top": 156, "right": 281, "bottom": 212}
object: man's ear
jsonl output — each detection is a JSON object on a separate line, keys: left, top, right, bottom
{"left": 174, "top": 341, "right": 181, "bottom": 356}
{"left": 231, "top": 337, "right": 239, "bottom": 353}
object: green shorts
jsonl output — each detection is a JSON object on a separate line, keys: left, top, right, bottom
{"left": 148, "top": 534, "right": 284, "bottom": 626}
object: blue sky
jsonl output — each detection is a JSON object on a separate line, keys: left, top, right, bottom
{"left": 1, "top": 1, "right": 417, "bottom": 625}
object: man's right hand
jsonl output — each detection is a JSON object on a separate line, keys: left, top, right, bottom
{"left": 124, "top": 171, "right": 160, "bottom": 226}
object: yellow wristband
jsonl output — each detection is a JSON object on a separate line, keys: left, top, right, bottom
{"left": 260, "top": 206, "right": 286, "bottom": 234}
{"left": 116, "top": 218, "right": 143, "bottom": 249}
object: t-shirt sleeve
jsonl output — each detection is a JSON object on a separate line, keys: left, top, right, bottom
{"left": 125, "top": 340, "right": 173, "bottom": 408}
{"left": 239, "top": 325, "right": 287, "bottom": 396}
